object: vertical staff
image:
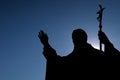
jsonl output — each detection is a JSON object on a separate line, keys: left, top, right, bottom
{"left": 97, "top": 5, "right": 105, "bottom": 51}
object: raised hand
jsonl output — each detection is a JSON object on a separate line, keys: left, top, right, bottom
{"left": 38, "top": 30, "right": 49, "bottom": 46}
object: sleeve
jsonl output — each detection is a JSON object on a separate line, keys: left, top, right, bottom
{"left": 43, "top": 44, "right": 58, "bottom": 61}
{"left": 104, "top": 42, "right": 120, "bottom": 56}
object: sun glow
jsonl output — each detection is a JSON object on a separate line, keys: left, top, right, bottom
{"left": 90, "top": 39, "right": 100, "bottom": 50}
{"left": 92, "top": 43, "right": 99, "bottom": 50}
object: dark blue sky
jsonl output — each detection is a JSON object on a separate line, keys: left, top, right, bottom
{"left": 1, "top": 0, "right": 120, "bottom": 80}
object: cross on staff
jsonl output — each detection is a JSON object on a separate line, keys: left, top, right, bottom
{"left": 97, "top": 4, "right": 105, "bottom": 51}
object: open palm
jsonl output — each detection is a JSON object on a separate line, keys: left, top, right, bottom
{"left": 38, "top": 30, "right": 49, "bottom": 46}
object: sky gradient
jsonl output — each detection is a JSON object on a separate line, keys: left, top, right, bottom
{"left": 1, "top": 0, "right": 120, "bottom": 80}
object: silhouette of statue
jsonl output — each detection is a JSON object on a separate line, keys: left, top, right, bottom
{"left": 38, "top": 29, "right": 119, "bottom": 80}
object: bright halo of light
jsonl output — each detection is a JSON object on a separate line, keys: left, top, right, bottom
{"left": 89, "top": 39, "right": 100, "bottom": 50}
{"left": 92, "top": 43, "right": 99, "bottom": 50}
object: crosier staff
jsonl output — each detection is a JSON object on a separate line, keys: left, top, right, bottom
{"left": 97, "top": 4, "right": 105, "bottom": 51}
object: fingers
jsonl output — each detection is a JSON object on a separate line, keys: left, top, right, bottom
{"left": 38, "top": 30, "right": 49, "bottom": 46}
{"left": 38, "top": 31, "right": 41, "bottom": 38}
{"left": 38, "top": 30, "right": 44, "bottom": 38}
{"left": 98, "top": 30, "right": 110, "bottom": 44}
{"left": 98, "top": 30, "right": 103, "bottom": 34}
{"left": 40, "top": 30, "right": 47, "bottom": 36}
{"left": 40, "top": 30, "right": 44, "bottom": 35}
{"left": 38, "top": 30, "right": 48, "bottom": 39}
{"left": 98, "top": 30, "right": 105, "bottom": 37}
